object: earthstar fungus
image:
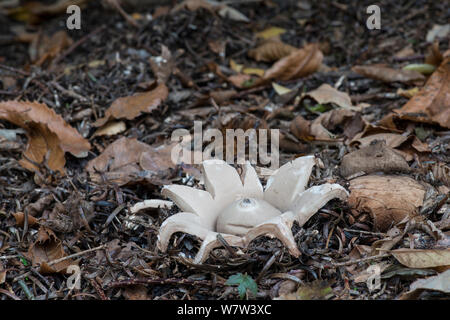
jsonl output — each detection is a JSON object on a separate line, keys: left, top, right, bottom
{"left": 156, "top": 156, "right": 348, "bottom": 263}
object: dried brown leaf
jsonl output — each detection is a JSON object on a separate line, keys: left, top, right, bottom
{"left": 93, "top": 83, "right": 168, "bottom": 127}
{"left": 248, "top": 40, "right": 298, "bottom": 62}
{"left": 261, "top": 43, "right": 323, "bottom": 82}
{"left": 392, "top": 249, "right": 450, "bottom": 268}
{"left": 309, "top": 109, "right": 355, "bottom": 140}
{"left": 393, "top": 57, "right": 450, "bottom": 129}
{"left": 304, "top": 84, "right": 355, "bottom": 110}
{"left": 0, "top": 101, "right": 91, "bottom": 173}
{"left": 340, "top": 140, "right": 410, "bottom": 178}
{"left": 27, "top": 226, "right": 74, "bottom": 274}
{"left": 352, "top": 65, "right": 425, "bottom": 83}
{"left": 348, "top": 175, "right": 426, "bottom": 231}
{"left": 85, "top": 137, "right": 175, "bottom": 186}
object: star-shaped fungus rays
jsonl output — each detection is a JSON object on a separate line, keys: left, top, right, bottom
{"left": 157, "top": 156, "right": 348, "bottom": 264}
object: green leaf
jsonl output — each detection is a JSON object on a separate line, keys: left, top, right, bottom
{"left": 306, "top": 103, "right": 329, "bottom": 113}
{"left": 403, "top": 63, "right": 436, "bottom": 75}
{"left": 226, "top": 273, "right": 258, "bottom": 299}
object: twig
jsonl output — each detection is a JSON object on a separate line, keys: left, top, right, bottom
{"left": 108, "top": 278, "right": 225, "bottom": 289}
{"left": 47, "top": 245, "right": 106, "bottom": 266}
{"left": 18, "top": 279, "right": 35, "bottom": 300}
{"left": 343, "top": 228, "right": 386, "bottom": 237}
{"left": 328, "top": 253, "right": 391, "bottom": 268}
{"left": 90, "top": 279, "right": 109, "bottom": 300}
{"left": 256, "top": 250, "right": 280, "bottom": 283}
{"left": 0, "top": 288, "right": 21, "bottom": 300}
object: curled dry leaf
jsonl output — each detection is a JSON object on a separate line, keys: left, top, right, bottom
{"left": 31, "top": 30, "right": 73, "bottom": 66}
{"left": 0, "top": 101, "right": 91, "bottom": 173}
{"left": 248, "top": 40, "right": 298, "bottom": 62}
{"left": 256, "top": 43, "right": 323, "bottom": 84}
{"left": 350, "top": 128, "right": 430, "bottom": 161}
{"left": 393, "top": 57, "right": 450, "bottom": 129}
{"left": 85, "top": 137, "right": 175, "bottom": 186}
{"left": 352, "top": 65, "right": 425, "bottom": 83}
{"left": 92, "top": 121, "right": 126, "bottom": 137}
{"left": 290, "top": 115, "right": 312, "bottom": 140}
{"left": 27, "top": 226, "right": 75, "bottom": 274}
{"left": 310, "top": 109, "right": 355, "bottom": 140}
{"left": 340, "top": 140, "right": 410, "bottom": 178}
{"left": 12, "top": 212, "right": 38, "bottom": 228}
{"left": 348, "top": 175, "right": 426, "bottom": 232}
{"left": 392, "top": 248, "right": 450, "bottom": 268}
{"left": 93, "top": 83, "right": 168, "bottom": 127}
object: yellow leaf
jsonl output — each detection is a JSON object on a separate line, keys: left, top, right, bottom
{"left": 272, "top": 82, "right": 292, "bottom": 95}
{"left": 230, "top": 59, "right": 243, "bottom": 73}
{"left": 243, "top": 67, "right": 265, "bottom": 77}
{"left": 256, "top": 27, "right": 286, "bottom": 40}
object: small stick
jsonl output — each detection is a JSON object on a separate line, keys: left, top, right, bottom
{"left": 0, "top": 288, "right": 21, "bottom": 300}
{"left": 328, "top": 253, "right": 391, "bottom": 268}
{"left": 108, "top": 278, "right": 225, "bottom": 289}
{"left": 47, "top": 245, "right": 106, "bottom": 266}
{"left": 90, "top": 279, "right": 109, "bottom": 300}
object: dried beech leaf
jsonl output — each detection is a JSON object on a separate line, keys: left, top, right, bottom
{"left": 290, "top": 115, "right": 311, "bottom": 140}
{"left": 93, "top": 83, "right": 168, "bottom": 127}
{"left": 310, "top": 109, "right": 355, "bottom": 140}
{"left": 12, "top": 212, "right": 38, "bottom": 227}
{"left": 348, "top": 175, "right": 426, "bottom": 231}
{"left": 392, "top": 249, "right": 450, "bottom": 268}
{"left": 0, "top": 100, "right": 91, "bottom": 173}
{"left": 27, "top": 227, "right": 74, "bottom": 274}
{"left": 304, "top": 84, "right": 355, "bottom": 110}
{"left": 259, "top": 43, "right": 323, "bottom": 83}
{"left": 7, "top": 0, "right": 87, "bottom": 23}
{"left": 340, "top": 140, "right": 410, "bottom": 178}
{"left": 86, "top": 137, "right": 175, "bottom": 186}
{"left": 32, "top": 30, "right": 73, "bottom": 66}
{"left": 248, "top": 40, "right": 297, "bottom": 62}
{"left": 92, "top": 121, "right": 126, "bottom": 137}
{"left": 393, "top": 57, "right": 450, "bottom": 129}
{"left": 352, "top": 65, "right": 425, "bottom": 83}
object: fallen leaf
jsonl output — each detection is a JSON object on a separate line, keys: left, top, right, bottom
{"left": 340, "top": 140, "right": 410, "bottom": 178}
{"left": 85, "top": 137, "right": 175, "bottom": 186}
{"left": 32, "top": 30, "right": 73, "bottom": 66}
{"left": 352, "top": 65, "right": 425, "bottom": 83}
{"left": 275, "top": 280, "right": 332, "bottom": 300}
{"left": 392, "top": 249, "right": 450, "bottom": 268}
{"left": 12, "top": 212, "right": 38, "bottom": 228}
{"left": 256, "top": 27, "right": 286, "bottom": 40}
{"left": 218, "top": 6, "right": 249, "bottom": 22}
{"left": 272, "top": 82, "right": 292, "bottom": 95}
{"left": 426, "top": 24, "right": 450, "bottom": 42}
{"left": 393, "top": 57, "right": 450, "bottom": 129}
{"left": 242, "top": 67, "right": 265, "bottom": 77}
{"left": 290, "top": 115, "right": 311, "bottom": 140}
{"left": 27, "top": 226, "right": 75, "bottom": 274}
{"left": 0, "top": 100, "right": 91, "bottom": 173}
{"left": 92, "top": 121, "right": 126, "bottom": 137}
{"left": 257, "top": 43, "right": 323, "bottom": 84}
{"left": 309, "top": 109, "right": 355, "bottom": 140}
{"left": 123, "top": 285, "right": 149, "bottom": 300}
{"left": 248, "top": 40, "right": 297, "bottom": 62}
{"left": 348, "top": 175, "right": 426, "bottom": 231}
{"left": 93, "top": 83, "right": 168, "bottom": 127}
{"left": 303, "top": 84, "right": 356, "bottom": 110}
{"left": 400, "top": 269, "right": 450, "bottom": 299}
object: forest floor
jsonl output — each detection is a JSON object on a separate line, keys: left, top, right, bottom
{"left": 0, "top": 0, "right": 449, "bottom": 300}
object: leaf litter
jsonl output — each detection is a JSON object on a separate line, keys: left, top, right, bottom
{"left": 0, "top": 0, "right": 449, "bottom": 301}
